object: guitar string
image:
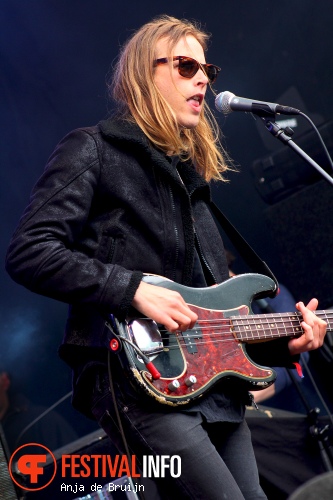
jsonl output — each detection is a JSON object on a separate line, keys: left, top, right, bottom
{"left": 128, "top": 314, "right": 333, "bottom": 352}
{"left": 224, "top": 313, "right": 333, "bottom": 324}
{"left": 161, "top": 345, "right": 245, "bottom": 359}
{"left": 196, "top": 322, "right": 305, "bottom": 333}
{"left": 141, "top": 337, "right": 285, "bottom": 353}
{"left": 195, "top": 315, "right": 332, "bottom": 330}
{"left": 177, "top": 327, "right": 301, "bottom": 337}
{"left": 158, "top": 315, "right": 332, "bottom": 343}
{"left": 131, "top": 312, "right": 333, "bottom": 327}
{"left": 159, "top": 333, "right": 298, "bottom": 348}
{"left": 170, "top": 322, "right": 304, "bottom": 333}
{"left": 149, "top": 328, "right": 302, "bottom": 350}
{"left": 132, "top": 322, "right": 332, "bottom": 353}
{"left": 152, "top": 335, "right": 318, "bottom": 353}
{"left": 139, "top": 327, "right": 304, "bottom": 346}
{"left": 190, "top": 315, "right": 333, "bottom": 325}
{"left": 136, "top": 318, "right": 331, "bottom": 335}
{"left": 132, "top": 311, "right": 333, "bottom": 320}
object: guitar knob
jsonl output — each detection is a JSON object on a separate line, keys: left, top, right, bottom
{"left": 185, "top": 375, "right": 197, "bottom": 387}
{"left": 168, "top": 380, "right": 180, "bottom": 391}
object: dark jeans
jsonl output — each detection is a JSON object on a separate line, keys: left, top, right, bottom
{"left": 90, "top": 366, "right": 267, "bottom": 500}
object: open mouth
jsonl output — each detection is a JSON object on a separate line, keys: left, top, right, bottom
{"left": 187, "top": 94, "right": 204, "bottom": 107}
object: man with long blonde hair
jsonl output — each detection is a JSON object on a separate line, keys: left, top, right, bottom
{"left": 6, "top": 15, "right": 326, "bottom": 499}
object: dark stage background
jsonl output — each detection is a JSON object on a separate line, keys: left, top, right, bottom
{"left": 1, "top": 1, "right": 333, "bottom": 498}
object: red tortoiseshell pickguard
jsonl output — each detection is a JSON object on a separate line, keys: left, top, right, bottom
{"left": 142, "top": 304, "right": 274, "bottom": 400}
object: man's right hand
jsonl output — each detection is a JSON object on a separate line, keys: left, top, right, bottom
{"left": 132, "top": 281, "right": 198, "bottom": 333}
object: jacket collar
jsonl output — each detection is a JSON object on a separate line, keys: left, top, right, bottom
{"left": 99, "top": 117, "right": 211, "bottom": 200}
{"left": 99, "top": 116, "right": 148, "bottom": 147}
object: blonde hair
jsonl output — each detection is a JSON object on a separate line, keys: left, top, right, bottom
{"left": 110, "top": 15, "right": 231, "bottom": 181}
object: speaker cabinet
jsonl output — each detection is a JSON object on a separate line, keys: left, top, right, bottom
{"left": 264, "top": 180, "right": 333, "bottom": 309}
{"left": 288, "top": 471, "right": 333, "bottom": 499}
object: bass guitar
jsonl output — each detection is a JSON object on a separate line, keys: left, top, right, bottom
{"left": 106, "top": 273, "right": 332, "bottom": 406}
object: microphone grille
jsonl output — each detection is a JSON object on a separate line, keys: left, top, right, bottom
{"left": 215, "top": 91, "right": 235, "bottom": 114}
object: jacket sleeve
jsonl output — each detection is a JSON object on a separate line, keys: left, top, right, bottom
{"left": 5, "top": 128, "right": 143, "bottom": 317}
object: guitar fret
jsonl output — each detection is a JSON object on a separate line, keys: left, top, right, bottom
{"left": 254, "top": 316, "right": 269, "bottom": 339}
{"left": 231, "top": 309, "right": 333, "bottom": 341}
{"left": 232, "top": 312, "right": 306, "bottom": 341}
{"left": 322, "top": 311, "right": 333, "bottom": 330}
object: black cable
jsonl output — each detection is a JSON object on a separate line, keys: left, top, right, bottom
{"left": 287, "top": 353, "right": 333, "bottom": 471}
{"left": 298, "top": 112, "right": 333, "bottom": 173}
{"left": 107, "top": 350, "right": 146, "bottom": 500}
{"left": 14, "top": 391, "right": 72, "bottom": 448}
{"left": 300, "top": 353, "right": 333, "bottom": 426}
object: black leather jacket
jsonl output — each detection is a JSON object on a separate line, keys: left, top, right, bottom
{"left": 6, "top": 118, "right": 230, "bottom": 361}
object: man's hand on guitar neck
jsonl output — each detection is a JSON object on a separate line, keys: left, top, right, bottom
{"left": 132, "top": 281, "right": 198, "bottom": 333}
{"left": 131, "top": 282, "right": 327, "bottom": 352}
{"left": 288, "top": 298, "right": 327, "bottom": 355}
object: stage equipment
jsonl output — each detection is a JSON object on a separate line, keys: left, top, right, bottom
{"left": 263, "top": 179, "right": 333, "bottom": 309}
{"left": 0, "top": 423, "right": 20, "bottom": 500}
{"left": 251, "top": 121, "right": 333, "bottom": 204}
{"left": 215, "top": 90, "right": 300, "bottom": 116}
{"left": 246, "top": 407, "right": 333, "bottom": 499}
{"left": 288, "top": 471, "right": 333, "bottom": 499}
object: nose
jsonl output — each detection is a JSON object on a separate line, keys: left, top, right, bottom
{"left": 195, "top": 66, "right": 209, "bottom": 86}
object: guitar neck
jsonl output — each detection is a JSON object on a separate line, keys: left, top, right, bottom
{"left": 232, "top": 310, "right": 333, "bottom": 342}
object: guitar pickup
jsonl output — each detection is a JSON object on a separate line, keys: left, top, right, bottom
{"left": 181, "top": 327, "right": 201, "bottom": 354}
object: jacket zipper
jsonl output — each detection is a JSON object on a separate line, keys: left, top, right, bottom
{"left": 106, "top": 237, "right": 116, "bottom": 263}
{"left": 194, "top": 229, "right": 217, "bottom": 285}
{"left": 175, "top": 168, "right": 217, "bottom": 285}
{"left": 169, "top": 185, "right": 179, "bottom": 281}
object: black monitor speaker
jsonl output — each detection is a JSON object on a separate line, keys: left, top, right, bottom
{"left": 264, "top": 179, "right": 333, "bottom": 309}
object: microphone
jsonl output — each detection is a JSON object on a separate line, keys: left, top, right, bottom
{"left": 215, "top": 91, "right": 301, "bottom": 116}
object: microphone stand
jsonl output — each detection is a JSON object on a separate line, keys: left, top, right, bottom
{"left": 257, "top": 112, "right": 333, "bottom": 469}
{"left": 253, "top": 298, "right": 333, "bottom": 473}
{"left": 259, "top": 115, "right": 333, "bottom": 187}
{"left": 286, "top": 364, "right": 333, "bottom": 472}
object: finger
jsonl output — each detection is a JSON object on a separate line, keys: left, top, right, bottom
{"left": 304, "top": 298, "right": 319, "bottom": 312}
{"left": 176, "top": 305, "right": 198, "bottom": 329}
{"left": 163, "top": 297, "right": 198, "bottom": 328}
{"left": 168, "top": 310, "right": 198, "bottom": 332}
{"left": 296, "top": 301, "right": 316, "bottom": 328}
{"left": 156, "top": 307, "right": 197, "bottom": 333}
{"left": 166, "top": 321, "right": 180, "bottom": 333}
{"left": 289, "top": 298, "right": 327, "bottom": 354}
{"left": 300, "top": 320, "right": 314, "bottom": 342}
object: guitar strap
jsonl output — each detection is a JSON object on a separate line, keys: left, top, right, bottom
{"left": 209, "top": 201, "right": 279, "bottom": 296}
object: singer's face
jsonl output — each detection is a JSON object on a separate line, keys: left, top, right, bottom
{"left": 154, "top": 35, "right": 208, "bottom": 129}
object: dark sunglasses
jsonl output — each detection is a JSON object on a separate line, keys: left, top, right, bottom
{"left": 154, "top": 56, "right": 221, "bottom": 84}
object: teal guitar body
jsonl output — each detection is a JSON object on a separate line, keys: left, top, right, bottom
{"left": 107, "top": 273, "right": 331, "bottom": 406}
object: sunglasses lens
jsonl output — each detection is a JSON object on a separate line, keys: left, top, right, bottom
{"left": 178, "top": 58, "right": 219, "bottom": 83}
{"left": 178, "top": 58, "right": 198, "bottom": 78}
{"left": 206, "top": 66, "right": 218, "bottom": 83}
